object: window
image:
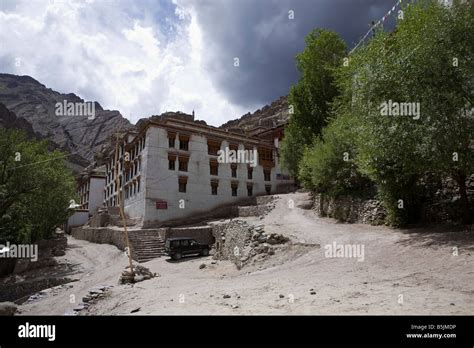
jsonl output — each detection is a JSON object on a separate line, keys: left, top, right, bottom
{"left": 210, "top": 160, "right": 218, "bottom": 176}
{"left": 247, "top": 184, "right": 253, "bottom": 197}
{"left": 265, "top": 185, "right": 271, "bottom": 195}
{"left": 181, "top": 240, "right": 189, "bottom": 247}
{"left": 247, "top": 168, "right": 253, "bottom": 180}
{"left": 259, "top": 147, "right": 274, "bottom": 165}
{"left": 211, "top": 180, "right": 218, "bottom": 195}
{"left": 137, "top": 178, "right": 140, "bottom": 193}
{"left": 208, "top": 140, "right": 221, "bottom": 156}
{"left": 231, "top": 164, "right": 237, "bottom": 178}
{"left": 231, "top": 182, "right": 238, "bottom": 197}
{"left": 168, "top": 132, "right": 176, "bottom": 148}
{"left": 179, "top": 134, "right": 189, "bottom": 151}
{"left": 168, "top": 155, "right": 176, "bottom": 170}
{"left": 264, "top": 168, "right": 271, "bottom": 181}
{"left": 229, "top": 143, "right": 238, "bottom": 152}
{"left": 178, "top": 156, "right": 188, "bottom": 172}
{"left": 179, "top": 176, "right": 187, "bottom": 193}
{"left": 190, "top": 240, "right": 198, "bottom": 246}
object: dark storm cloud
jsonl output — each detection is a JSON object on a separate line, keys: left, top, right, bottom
{"left": 188, "top": 0, "right": 398, "bottom": 108}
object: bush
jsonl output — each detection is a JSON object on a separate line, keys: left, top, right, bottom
{"left": 298, "top": 113, "right": 373, "bottom": 198}
{"left": 0, "top": 129, "right": 76, "bottom": 244}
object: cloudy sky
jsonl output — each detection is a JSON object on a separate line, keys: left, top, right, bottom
{"left": 0, "top": 0, "right": 397, "bottom": 126}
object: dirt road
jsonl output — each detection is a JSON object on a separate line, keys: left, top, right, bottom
{"left": 19, "top": 192, "right": 474, "bottom": 315}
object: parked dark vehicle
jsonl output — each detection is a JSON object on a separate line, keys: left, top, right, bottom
{"left": 165, "top": 237, "right": 210, "bottom": 260}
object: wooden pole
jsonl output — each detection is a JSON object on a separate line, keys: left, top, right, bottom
{"left": 114, "top": 132, "right": 135, "bottom": 278}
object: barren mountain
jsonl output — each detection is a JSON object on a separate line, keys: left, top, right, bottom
{"left": 0, "top": 73, "right": 290, "bottom": 171}
{"left": 220, "top": 96, "right": 290, "bottom": 132}
{"left": 0, "top": 74, "right": 133, "bottom": 169}
{"left": 0, "top": 102, "right": 37, "bottom": 139}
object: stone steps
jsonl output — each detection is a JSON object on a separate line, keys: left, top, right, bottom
{"left": 127, "top": 231, "right": 166, "bottom": 263}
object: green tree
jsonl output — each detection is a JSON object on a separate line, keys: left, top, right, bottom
{"left": 298, "top": 112, "right": 372, "bottom": 197}
{"left": 281, "top": 29, "right": 347, "bottom": 176}
{"left": 0, "top": 129, "right": 75, "bottom": 244}
{"left": 336, "top": 0, "right": 473, "bottom": 224}
{"left": 392, "top": 0, "right": 474, "bottom": 223}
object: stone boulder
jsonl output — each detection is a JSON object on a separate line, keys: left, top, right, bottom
{"left": 0, "top": 302, "right": 17, "bottom": 316}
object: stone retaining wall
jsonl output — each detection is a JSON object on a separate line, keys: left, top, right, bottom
{"left": 71, "top": 227, "right": 129, "bottom": 251}
{"left": 211, "top": 221, "right": 253, "bottom": 266}
{"left": 313, "top": 175, "right": 474, "bottom": 225}
{"left": 210, "top": 220, "right": 289, "bottom": 269}
{"left": 237, "top": 205, "right": 269, "bottom": 217}
{"left": 165, "top": 226, "right": 214, "bottom": 245}
{"left": 72, "top": 226, "right": 215, "bottom": 249}
{"left": 313, "top": 194, "right": 386, "bottom": 225}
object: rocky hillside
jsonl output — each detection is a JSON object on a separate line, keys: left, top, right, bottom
{"left": 0, "top": 102, "right": 37, "bottom": 139}
{"left": 0, "top": 74, "right": 133, "bottom": 169}
{"left": 220, "top": 96, "right": 290, "bottom": 132}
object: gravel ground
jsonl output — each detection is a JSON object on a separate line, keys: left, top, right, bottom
{"left": 19, "top": 192, "right": 474, "bottom": 315}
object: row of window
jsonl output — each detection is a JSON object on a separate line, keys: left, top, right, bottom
{"left": 118, "top": 136, "right": 145, "bottom": 157}
{"left": 167, "top": 132, "right": 274, "bottom": 166}
{"left": 104, "top": 136, "right": 146, "bottom": 204}
{"left": 105, "top": 158, "right": 142, "bottom": 204}
{"left": 107, "top": 196, "right": 117, "bottom": 207}
{"left": 106, "top": 160, "right": 140, "bottom": 184}
{"left": 104, "top": 177, "right": 141, "bottom": 203}
{"left": 80, "top": 192, "right": 89, "bottom": 204}
{"left": 124, "top": 160, "right": 141, "bottom": 182}
{"left": 77, "top": 181, "right": 90, "bottom": 209}
{"left": 178, "top": 177, "right": 271, "bottom": 196}
{"left": 168, "top": 155, "right": 271, "bottom": 181}
{"left": 168, "top": 133, "right": 189, "bottom": 151}
{"left": 124, "top": 179, "right": 141, "bottom": 199}
{"left": 78, "top": 181, "right": 89, "bottom": 195}
{"left": 128, "top": 137, "right": 145, "bottom": 161}
{"left": 105, "top": 184, "right": 114, "bottom": 198}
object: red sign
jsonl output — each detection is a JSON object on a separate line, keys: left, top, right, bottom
{"left": 155, "top": 200, "right": 168, "bottom": 209}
